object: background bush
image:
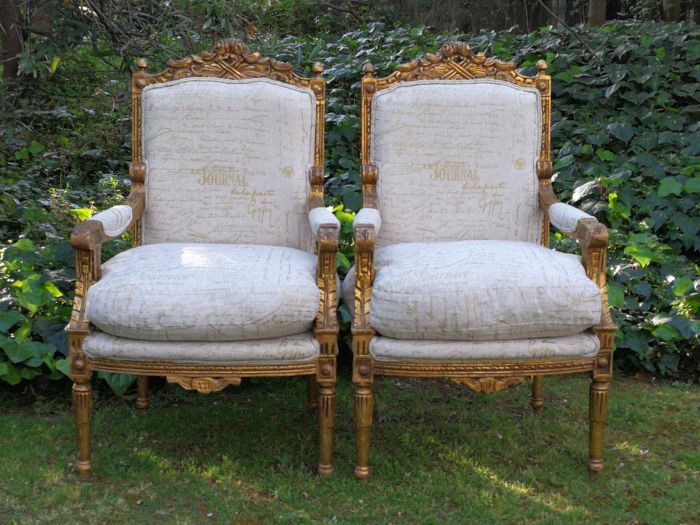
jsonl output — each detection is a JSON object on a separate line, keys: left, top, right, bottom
{"left": 1, "top": 16, "right": 698, "bottom": 393}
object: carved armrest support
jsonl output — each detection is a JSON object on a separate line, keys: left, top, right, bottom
{"left": 314, "top": 223, "right": 340, "bottom": 349}
{"left": 361, "top": 163, "right": 379, "bottom": 209}
{"left": 352, "top": 224, "right": 377, "bottom": 340}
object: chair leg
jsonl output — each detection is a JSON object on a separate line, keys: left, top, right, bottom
{"left": 306, "top": 375, "right": 318, "bottom": 412}
{"left": 73, "top": 376, "right": 93, "bottom": 475}
{"left": 136, "top": 376, "right": 149, "bottom": 411}
{"left": 531, "top": 375, "right": 544, "bottom": 414}
{"left": 354, "top": 383, "right": 373, "bottom": 479}
{"left": 589, "top": 378, "right": 609, "bottom": 475}
{"left": 317, "top": 383, "right": 335, "bottom": 476}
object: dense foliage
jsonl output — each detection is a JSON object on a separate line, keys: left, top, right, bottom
{"left": 1, "top": 21, "right": 698, "bottom": 393}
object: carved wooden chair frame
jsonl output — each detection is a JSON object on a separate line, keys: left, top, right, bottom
{"left": 66, "top": 39, "right": 339, "bottom": 476}
{"left": 351, "top": 42, "right": 616, "bottom": 479}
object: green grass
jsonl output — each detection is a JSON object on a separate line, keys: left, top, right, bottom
{"left": 1, "top": 374, "right": 698, "bottom": 524}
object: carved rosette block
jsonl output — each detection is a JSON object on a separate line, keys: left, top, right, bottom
{"left": 451, "top": 376, "right": 526, "bottom": 394}
{"left": 166, "top": 376, "right": 241, "bottom": 394}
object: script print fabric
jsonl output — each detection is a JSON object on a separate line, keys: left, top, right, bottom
{"left": 371, "top": 79, "right": 543, "bottom": 246}
{"left": 141, "top": 78, "right": 316, "bottom": 250}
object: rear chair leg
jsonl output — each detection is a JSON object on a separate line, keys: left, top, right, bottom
{"left": 307, "top": 375, "right": 318, "bottom": 412}
{"left": 531, "top": 375, "right": 544, "bottom": 414}
{"left": 136, "top": 376, "right": 149, "bottom": 411}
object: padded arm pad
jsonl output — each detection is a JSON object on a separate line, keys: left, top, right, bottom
{"left": 89, "top": 205, "right": 133, "bottom": 238}
{"left": 548, "top": 202, "right": 594, "bottom": 234}
{"left": 308, "top": 207, "right": 340, "bottom": 238}
{"left": 353, "top": 207, "right": 382, "bottom": 236}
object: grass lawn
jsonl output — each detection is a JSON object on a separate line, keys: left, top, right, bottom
{"left": 0, "top": 373, "right": 698, "bottom": 524}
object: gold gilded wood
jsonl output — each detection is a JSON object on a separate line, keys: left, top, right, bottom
{"left": 66, "top": 39, "right": 337, "bottom": 476}
{"left": 353, "top": 43, "right": 615, "bottom": 479}
{"left": 451, "top": 376, "right": 526, "bottom": 394}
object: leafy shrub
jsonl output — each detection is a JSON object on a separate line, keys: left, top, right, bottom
{"left": 1, "top": 21, "right": 698, "bottom": 394}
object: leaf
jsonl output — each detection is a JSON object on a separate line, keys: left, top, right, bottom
{"left": 656, "top": 47, "right": 666, "bottom": 60}
{"left": 651, "top": 324, "right": 679, "bottom": 341}
{"left": 97, "top": 372, "right": 136, "bottom": 396}
{"left": 595, "top": 148, "right": 616, "bottom": 162}
{"left": 658, "top": 353, "right": 679, "bottom": 374}
{"left": 14, "top": 148, "right": 29, "bottom": 160}
{"left": 607, "top": 122, "right": 634, "bottom": 144}
{"left": 684, "top": 178, "right": 700, "bottom": 193}
{"left": 671, "top": 277, "right": 693, "bottom": 296}
{"left": 28, "top": 141, "right": 45, "bottom": 154}
{"left": 607, "top": 282, "right": 625, "bottom": 308}
{"left": 624, "top": 245, "right": 653, "bottom": 267}
{"left": 54, "top": 358, "right": 71, "bottom": 378}
{"left": 657, "top": 177, "right": 683, "bottom": 197}
{"left": 70, "top": 208, "right": 93, "bottom": 221}
{"left": 0, "top": 310, "right": 25, "bottom": 332}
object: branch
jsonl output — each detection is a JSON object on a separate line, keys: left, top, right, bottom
{"left": 536, "top": 0, "right": 598, "bottom": 57}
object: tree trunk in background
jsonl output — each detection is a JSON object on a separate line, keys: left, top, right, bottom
{"left": 695, "top": 0, "right": 700, "bottom": 23}
{"left": 662, "top": 0, "right": 681, "bottom": 20}
{"left": 588, "top": 0, "right": 607, "bottom": 25}
{"left": 0, "top": 0, "right": 22, "bottom": 78}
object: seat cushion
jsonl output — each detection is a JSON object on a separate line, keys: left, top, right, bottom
{"left": 83, "top": 332, "right": 319, "bottom": 364}
{"left": 370, "top": 333, "right": 600, "bottom": 361}
{"left": 341, "top": 240, "right": 601, "bottom": 340}
{"left": 86, "top": 243, "right": 320, "bottom": 341}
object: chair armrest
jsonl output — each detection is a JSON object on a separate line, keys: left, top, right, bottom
{"left": 308, "top": 207, "right": 340, "bottom": 239}
{"left": 66, "top": 191, "right": 145, "bottom": 335}
{"left": 539, "top": 184, "right": 615, "bottom": 330}
{"left": 351, "top": 223, "right": 377, "bottom": 335}
{"left": 70, "top": 191, "right": 145, "bottom": 251}
{"left": 353, "top": 208, "right": 382, "bottom": 236}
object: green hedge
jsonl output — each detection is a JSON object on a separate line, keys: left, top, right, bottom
{"left": 1, "top": 21, "right": 698, "bottom": 393}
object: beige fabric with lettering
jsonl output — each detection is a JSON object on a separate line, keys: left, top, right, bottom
{"left": 371, "top": 80, "right": 542, "bottom": 246}
{"left": 84, "top": 331, "right": 319, "bottom": 364}
{"left": 341, "top": 240, "right": 601, "bottom": 340}
{"left": 141, "top": 78, "right": 316, "bottom": 249}
{"left": 370, "top": 332, "right": 600, "bottom": 361}
{"left": 86, "top": 243, "right": 320, "bottom": 341}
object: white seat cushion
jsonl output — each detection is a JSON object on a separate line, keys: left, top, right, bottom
{"left": 83, "top": 332, "right": 319, "bottom": 364}
{"left": 342, "top": 240, "right": 601, "bottom": 340}
{"left": 370, "top": 333, "right": 599, "bottom": 361}
{"left": 86, "top": 243, "right": 320, "bottom": 341}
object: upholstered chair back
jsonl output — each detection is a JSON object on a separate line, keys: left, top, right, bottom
{"left": 140, "top": 78, "right": 317, "bottom": 250}
{"left": 370, "top": 79, "right": 543, "bottom": 246}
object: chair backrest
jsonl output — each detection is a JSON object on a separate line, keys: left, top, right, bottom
{"left": 361, "top": 43, "right": 553, "bottom": 247}
{"left": 130, "top": 39, "right": 326, "bottom": 251}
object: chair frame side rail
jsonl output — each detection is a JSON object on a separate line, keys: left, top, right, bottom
{"left": 352, "top": 42, "right": 616, "bottom": 479}
{"left": 65, "top": 39, "right": 339, "bottom": 477}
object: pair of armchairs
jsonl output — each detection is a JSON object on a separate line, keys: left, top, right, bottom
{"left": 66, "top": 39, "right": 615, "bottom": 479}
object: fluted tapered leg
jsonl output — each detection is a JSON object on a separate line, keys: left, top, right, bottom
{"left": 73, "top": 378, "right": 93, "bottom": 475}
{"left": 317, "top": 384, "right": 335, "bottom": 476}
{"left": 354, "top": 384, "right": 373, "bottom": 479}
{"left": 307, "top": 375, "right": 318, "bottom": 412}
{"left": 136, "top": 376, "right": 149, "bottom": 411}
{"left": 589, "top": 379, "right": 609, "bottom": 474}
{"left": 531, "top": 375, "right": 544, "bottom": 414}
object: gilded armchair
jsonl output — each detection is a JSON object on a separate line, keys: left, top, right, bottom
{"left": 343, "top": 43, "right": 616, "bottom": 479}
{"left": 66, "top": 39, "right": 339, "bottom": 476}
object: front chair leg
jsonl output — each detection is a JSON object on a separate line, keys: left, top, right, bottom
{"left": 354, "top": 383, "right": 374, "bottom": 479}
{"left": 317, "top": 383, "right": 335, "bottom": 476}
{"left": 73, "top": 375, "right": 93, "bottom": 475}
{"left": 588, "top": 378, "right": 609, "bottom": 475}
{"left": 531, "top": 375, "right": 544, "bottom": 414}
{"left": 136, "top": 376, "right": 149, "bottom": 411}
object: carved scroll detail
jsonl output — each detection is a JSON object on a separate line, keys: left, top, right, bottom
{"left": 451, "top": 376, "right": 526, "bottom": 394}
{"left": 166, "top": 376, "right": 241, "bottom": 394}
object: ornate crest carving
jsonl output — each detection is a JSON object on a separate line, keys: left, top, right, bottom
{"left": 166, "top": 375, "right": 241, "bottom": 394}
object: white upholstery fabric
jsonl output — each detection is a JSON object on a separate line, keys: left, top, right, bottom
{"left": 308, "top": 207, "right": 340, "bottom": 237}
{"left": 354, "top": 208, "right": 382, "bottom": 235}
{"left": 370, "top": 333, "right": 600, "bottom": 361}
{"left": 371, "top": 80, "right": 543, "bottom": 246}
{"left": 341, "top": 240, "right": 601, "bottom": 340}
{"left": 141, "top": 78, "right": 316, "bottom": 250}
{"left": 84, "top": 331, "right": 319, "bottom": 364}
{"left": 549, "top": 202, "right": 594, "bottom": 233}
{"left": 86, "top": 243, "right": 320, "bottom": 341}
{"left": 90, "top": 205, "right": 132, "bottom": 237}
